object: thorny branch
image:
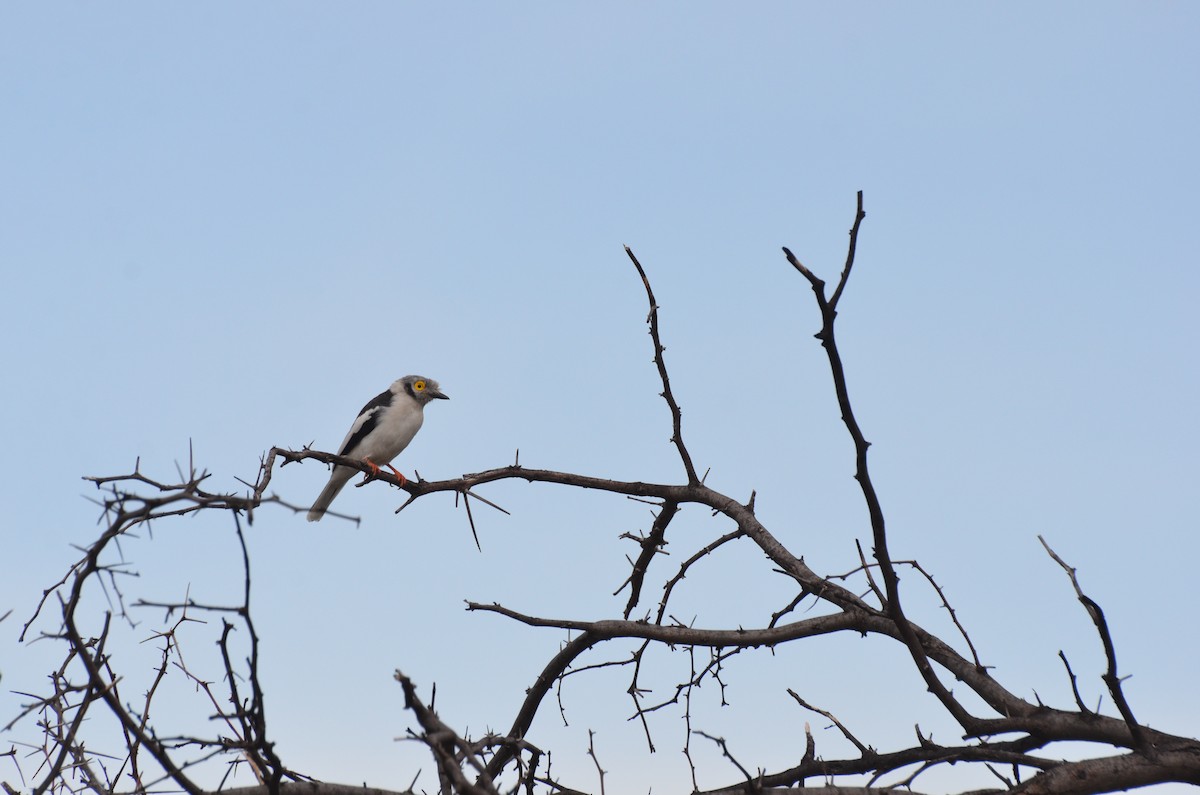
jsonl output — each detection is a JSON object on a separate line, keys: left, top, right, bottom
{"left": 8, "top": 195, "right": 1197, "bottom": 795}
{"left": 1038, "top": 536, "right": 1148, "bottom": 751}
{"left": 785, "top": 192, "right": 971, "bottom": 732}
{"left": 11, "top": 464, "right": 305, "bottom": 795}
{"left": 614, "top": 500, "right": 678, "bottom": 620}
{"left": 625, "top": 245, "right": 700, "bottom": 485}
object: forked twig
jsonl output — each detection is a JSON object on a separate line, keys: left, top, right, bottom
{"left": 788, "top": 689, "right": 873, "bottom": 757}
{"left": 784, "top": 193, "right": 974, "bottom": 731}
{"left": 1039, "top": 535, "right": 1146, "bottom": 749}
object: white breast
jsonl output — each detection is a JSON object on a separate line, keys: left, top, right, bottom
{"left": 363, "top": 406, "right": 424, "bottom": 463}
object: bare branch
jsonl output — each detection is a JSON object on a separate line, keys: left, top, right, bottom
{"left": 787, "top": 689, "right": 873, "bottom": 758}
{"left": 585, "top": 731, "right": 605, "bottom": 795}
{"left": 1057, "top": 651, "right": 1093, "bottom": 715}
{"left": 624, "top": 245, "right": 700, "bottom": 484}
{"left": 785, "top": 195, "right": 976, "bottom": 731}
{"left": 615, "top": 500, "right": 678, "bottom": 619}
{"left": 11, "top": 199, "right": 1197, "bottom": 795}
{"left": 1038, "top": 536, "right": 1147, "bottom": 750}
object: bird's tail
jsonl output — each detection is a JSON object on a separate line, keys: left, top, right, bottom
{"left": 307, "top": 467, "right": 355, "bottom": 522}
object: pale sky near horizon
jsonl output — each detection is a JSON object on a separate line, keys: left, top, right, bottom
{"left": 2, "top": 4, "right": 1198, "bottom": 794}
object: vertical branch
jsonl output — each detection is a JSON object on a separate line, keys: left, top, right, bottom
{"left": 586, "top": 730, "right": 606, "bottom": 795}
{"left": 829, "top": 192, "right": 868, "bottom": 311}
{"left": 784, "top": 192, "right": 975, "bottom": 729}
{"left": 625, "top": 246, "right": 700, "bottom": 485}
{"left": 224, "top": 511, "right": 285, "bottom": 790}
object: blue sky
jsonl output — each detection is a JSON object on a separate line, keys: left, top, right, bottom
{"left": 2, "top": 4, "right": 1198, "bottom": 793}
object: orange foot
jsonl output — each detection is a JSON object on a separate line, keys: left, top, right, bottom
{"left": 363, "top": 458, "right": 407, "bottom": 485}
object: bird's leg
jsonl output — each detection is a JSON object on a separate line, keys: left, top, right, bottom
{"left": 363, "top": 458, "right": 406, "bottom": 485}
{"left": 384, "top": 463, "right": 408, "bottom": 485}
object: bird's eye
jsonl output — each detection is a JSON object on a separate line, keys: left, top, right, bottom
{"left": 413, "top": 380, "right": 426, "bottom": 391}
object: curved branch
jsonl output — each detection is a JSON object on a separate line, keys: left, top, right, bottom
{"left": 482, "top": 631, "right": 600, "bottom": 780}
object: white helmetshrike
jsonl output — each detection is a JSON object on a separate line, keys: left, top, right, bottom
{"left": 307, "top": 375, "right": 448, "bottom": 522}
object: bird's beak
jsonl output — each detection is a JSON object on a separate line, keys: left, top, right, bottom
{"left": 431, "top": 388, "right": 449, "bottom": 400}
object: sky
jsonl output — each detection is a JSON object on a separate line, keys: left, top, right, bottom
{"left": 2, "top": 3, "right": 1198, "bottom": 794}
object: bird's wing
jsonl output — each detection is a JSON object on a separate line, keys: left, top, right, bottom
{"left": 337, "top": 389, "right": 393, "bottom": 457}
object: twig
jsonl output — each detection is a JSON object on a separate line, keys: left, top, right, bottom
{"left": 1057, "top": 650, "right": 1093, "bottom": 715}
{"left": 1039, "top": 536, "right": 1147, "bottom": 750}
{"left": 625, "top": 246, "right": 700, "bottom": 484}
{"left": 693, "top": 731, "right": 755, "bottom": 784}
{"left": 615, "top": 500, "right": 678, "bottom": 619}
{"left": 586, "top": 730, "right": 605, "bottom": 795}
{"left": 788, "top": 689, "right": 873, "bottom": 758}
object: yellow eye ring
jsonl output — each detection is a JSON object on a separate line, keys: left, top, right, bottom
{"left": 414, "top": 380, "right": 426, "bottom": 391}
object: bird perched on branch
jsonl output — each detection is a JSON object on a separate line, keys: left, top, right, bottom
{"left": 307, "top": 375, "right": 449, "bottom": 522}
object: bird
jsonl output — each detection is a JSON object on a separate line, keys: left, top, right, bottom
{"left": 307, "top": 375, "right": 449, "bottom": 522}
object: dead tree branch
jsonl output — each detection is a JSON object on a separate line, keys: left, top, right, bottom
{"left": 9, "top": 195, "right": 1197, "bottom": 795}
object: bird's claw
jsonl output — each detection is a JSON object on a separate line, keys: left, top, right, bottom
{"left": 363, "top": 458, "right": 406, "bottom": 486}
{"left": 385, "top": 463, "right": 408, "bottom": 486}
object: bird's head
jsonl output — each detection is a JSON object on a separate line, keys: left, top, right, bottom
{"left": 398, "top": 375, "right": 449, "bottom": 405}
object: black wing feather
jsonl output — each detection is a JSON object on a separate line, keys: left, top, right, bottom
{"left": 338, "top": 389, "right": 393, "bottom": 456}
